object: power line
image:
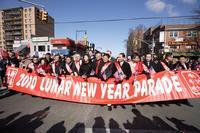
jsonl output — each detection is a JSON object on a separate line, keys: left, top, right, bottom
{"left": 0, "top": 15, "right": 199, "bottom": 26}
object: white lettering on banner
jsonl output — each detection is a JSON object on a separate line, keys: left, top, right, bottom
{"left": 100, "top": 83, "right": 130, "bottom": 99}
{"left": 133, "top": 76, "right": 183, "bottom": 97}
{"left": 16, "top": 73, "right": 37, "bottom": 90}
{"left": 40, "top": 78, "right": 72, "bottom": 96}
{"left": 72, "top": 82, "right": 97, "bottom": 98}
{"left": 171, "top": 76, "right": 183, "bottom": 92}
{"left": 7, "top": 68, "right": 18, "bottom": 87}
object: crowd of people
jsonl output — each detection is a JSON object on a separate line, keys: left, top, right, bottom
{"left": 0, "top": 50, "right": 200, "bottom": 87}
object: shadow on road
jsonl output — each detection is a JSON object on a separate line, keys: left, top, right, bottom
{"left": 166, "top": 117, "right": 200, "bottom": 132}
{"left": 123, "top": 109, "right": 177, "bottom": 132}
{"left": 47, "top": 121, "right": 66, "bottom": 133}
{"left": 0, "top": 106, "right": 50, "bottom": 133}
{"left": 109, "top": 118, "right": 126, "bottom": 133}
{"left": 92, "top": 116, "right": 106, "bottom": 133}
{"left": 68, "top": 122, "right": 85, "bottom": 133}
{"left": 138, "top": 99, "right": 193, "bottom": 108}
{"left": 0, "top": 90, "right": 18, "bottom": 100}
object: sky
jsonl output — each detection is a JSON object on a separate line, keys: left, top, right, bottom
{"left": 0, "top": 0, "right": 199, "bottom": 56}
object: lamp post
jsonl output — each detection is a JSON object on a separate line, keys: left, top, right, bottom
{"left": 75, "top": 30, "right": 87, "bottom": 52}
{"left": 133, "top": 38, "right": 154, "bottom": 55}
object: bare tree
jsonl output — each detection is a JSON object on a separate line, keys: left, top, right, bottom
{"left": 126, "top": 24, "right": 147, "bottom": 55}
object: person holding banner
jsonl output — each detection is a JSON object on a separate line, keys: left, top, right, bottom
{"left": 79, "top": 54, "right": 93, "bottom": 79}
{"left": 143, "top": 53, "right": 165, "bottom": 73}
{"left": 27, "top": 56, "right": 40, "bottom": 73}
{"left": 175, "top": 55, "right": 190, "bottom": 70}
{"left": 63, "top": 55, "right": 73, "bottom": 75}
{"left": 129, "top": 53, "right": 149, "bottom": 77}
{"left": 37, "top": 58, "right": 51, "bottom": 76}
{"left": 93, "top": 52, "right": 103, "bottom": 77}
{"left": 98, "top": 53, "right": 115, "bottom": 81}
{"left": 114, "top": 53, "right": 132, "bottom": 82}
{"left": 161, "top": 53, "right": 175, "bottom": 71}
{"left": 71, "top": 53, "right": 82, "bottom": 76}
{"left": 7, "top": 52, "right": 19, "bottom": 68}
{"left": 50, "top": 54, "right": 64, "bottom": 76}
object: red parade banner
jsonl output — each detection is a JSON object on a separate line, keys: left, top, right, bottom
{"left": 6, "top": 67, "right": 200, "bottom": 104}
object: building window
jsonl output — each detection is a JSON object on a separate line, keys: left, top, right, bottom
{"left": 34, "top": 45, "right": 36, "bottom": 51}
{"left": 25, "top": 19, "right": 27, "bottom": 23}
{"left": 187, "top": 31, "right": 197, "bottom": 37}
{"left": 29, "top": 29, "right": 32, "bottom": 34}
{"left": 38, "top": 45, "right": 45, "bottom": 51}
{"left": 29, "top": 25, "right": 31, "bottom": 28}
{"left": 29, "top": 8, "right": 32, "bottom": 12}
{"left": 25, "top": 25, "right": 27, "bottom": 28}
{"left": 169, "top": 31, "right": 178, "bottom": 38}
{"left": 25, "top": 9, "right": 27, "bottom": 12}
{"left": 25, "top": 30, "right": 27, "bottom": 33}
{"left": 47, "top": 45, "right": 50, "bottom": 51}
{"left": 25, "top": 14, "right": 27, "bottom": 18}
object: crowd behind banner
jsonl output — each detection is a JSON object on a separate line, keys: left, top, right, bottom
{"left": 0, "top": 50, "right": 200, "bottom": 87}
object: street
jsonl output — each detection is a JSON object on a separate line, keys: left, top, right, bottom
{"left": 0, "top": 89, "right": 200, "bottom": 133}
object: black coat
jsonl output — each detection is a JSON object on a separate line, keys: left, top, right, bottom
{"left": 114, "top": 61, "right": 132, "bottom": 80}
{"left": 98, "top": 61, "right": 114, "bottom": 81}
{"left": 79, "top": 62, "right": 93, "bottom": 77}
{"left": 7, "top": 57, "right": 19, "bottom": 67}
{"left": 71, "top": 61, "right": 81, "bottom": 75}
{"left": 162, "top": 60, "right": 174, "bottom": 71}
{"left": 175, "top": 62, "right": 189, "bottom": 70}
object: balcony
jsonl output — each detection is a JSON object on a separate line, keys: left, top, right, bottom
{"left": 3, "top": 26, "right": 22, "bottom": 31}
{"left": 3, "top": 16, "right": 22, "bottom": 21}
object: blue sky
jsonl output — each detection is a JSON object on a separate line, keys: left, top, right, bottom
{"left": 0, "top": 0, "right": 199, "bottom": 56}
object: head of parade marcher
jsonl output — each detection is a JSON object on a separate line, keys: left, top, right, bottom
{"left": 145, "top": 53, "right": 152, "bottom": 62}
{"left": 32, "top": 56, "right": 39, "bottom": 64}
{"left": 88, "top": 50, "right": 95, "bottom": 62}
{"left": 164, "top": 53, "right": 173, "bottom": 62}
{"left": 7, "top": 52, "right": 19, "bottom": 67}
{"left": 179, "top": 55, "right": 187, "bottom": 64}
{"left": 102, "top": 53, "right": 110, "bottom": 63}
{"left": 65, "top": 55, "right": 72, "bottom": 64}
{"left": 175, "top": 55, "right": 189, "bottom": 70}
{"left": 127, "top": 55, "right": 131, "bottom": 62}
{"left": 73, "top": 53, "right": 81, "bottom": 62}
{"left": 54, "top": 54, "right": 61, "bottom": 62}
{"left": 131, "top": 53, "right": 141, "bottom": 63}
{"left": 45, "top": 53, "right": 51, "bottom": 59}
{"left": 106, "top": 50, "right": 115, "bottom": 62}
{"left": 88, "top": 50, "right": 94, "bottom": 57}
{"left": 117, "top": 53, "right": 125, "bottom": 63}
{"left": 83, "top": 54, "right": 90, "bottom": 64}
{"left": 95, "top": 52, "right": 102, "bottom": 61}
{"left": 40, "top": 58, "right": 47, "bottom": 65}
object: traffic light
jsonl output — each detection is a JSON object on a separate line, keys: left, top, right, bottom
{"left": 36, "top": 9, "right": 42, "bottom": 20}
{"left": 41, "top": 11, "right": 48, "bottom": 22}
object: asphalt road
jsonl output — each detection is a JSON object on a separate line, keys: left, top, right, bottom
{"left": 0, "top": 89, "right": 200, "bottom": 133}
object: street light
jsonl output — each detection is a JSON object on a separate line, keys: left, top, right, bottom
{"left": 133, "top": 38, "right": 154, "bottom": 54}
{"left": 75, "top": 30, "right": 87, "bottom": 52}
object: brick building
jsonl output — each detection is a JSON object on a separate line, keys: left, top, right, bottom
{"left": 143, "top": 24, "right": 200, "bottom": 57}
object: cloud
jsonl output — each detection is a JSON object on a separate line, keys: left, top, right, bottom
{"left": 182, "top": 0, "right": 197, "bottom": 4}
{"left": 145, "top": 0, "right": 166, "bottom": 13}
{"left": 166, "top": 4, "right": 180, "bottom": 16}
{"left": 145, "top": 0, "right": 180, "bottom": 16}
